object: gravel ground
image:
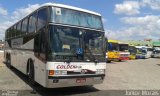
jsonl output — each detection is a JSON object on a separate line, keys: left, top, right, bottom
{"left": 95, "top": 58, "right": 160, "bottom": 90}
{"left": 0, "top": 52, "right": 160, "bottom": 96}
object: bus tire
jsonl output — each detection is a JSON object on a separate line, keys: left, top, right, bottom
{"left": 6, "top": 54, "right": 12, "bottom": 69}
{"left": 107, "top": 60, "right": 111, "bottom": 63}
{"left": 27, "top": 60, "right": 35, "bottom": 85}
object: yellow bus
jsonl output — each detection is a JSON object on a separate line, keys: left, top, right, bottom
{"left": 106, "top": 40, "right": 119, "bottom": 63}
{"left": 118, "top": 42, "right": 130, "bottom": 61}
{"left": 128, "top": 45, "right": 136, "bottom": 59}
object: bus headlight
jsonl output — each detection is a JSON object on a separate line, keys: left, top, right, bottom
{"left": 55, "top": 70, "right": 67, "bottom": 75}
{"left": 96, "top": 69, "right": 105, "bottom": 74}
{"left": 49, "top": 70, "right": 67, "bottom": 76}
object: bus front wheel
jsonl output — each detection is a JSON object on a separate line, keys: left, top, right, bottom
{"left": 107, "top": 60, "right": 111, "bottom": 63}
{"left": 6, "top": 54, "right": 12, "bottom": 69}
{"left": 27, "top": 60, "right": 35, "bottom": 85}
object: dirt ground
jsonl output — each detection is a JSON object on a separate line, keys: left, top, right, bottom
{"left": 0, "top": 51, "right": 160, "bottom": 95}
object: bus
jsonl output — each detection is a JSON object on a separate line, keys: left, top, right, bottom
{"left": 146, "top": 46, "right": 152, "bottom": 58}
{"left": 128, "top": 45, "right": 136, "bottom": 60}
{"left": 4, "top": 3, "right": 106, "bottom": 88}
{"left": 135, "top": 46, "right": 149, "bottom": 59}
{"left": 151, "top": 47, "right": 160, "bottom": 58}
{"left": 106, "top": 40, "right": 119, "bottom": 63}
{"left": 118, "top": 42, "right": 130, "bottom": 61}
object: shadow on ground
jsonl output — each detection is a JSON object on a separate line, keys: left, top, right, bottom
{"left": 106, "top": 60, "right": 127, "bottom": 64}
{"left": 4, "top": 62, "right": 99, "bottom": 96}
{"left": 156, "top": 64, "right": 160, "bottom": 66}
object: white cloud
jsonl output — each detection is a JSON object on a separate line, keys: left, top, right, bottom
{"left": 0, "top": 7, "right": 7, "bottom": 16}
{"left": 114, "top": 1, "right": 140, "bottom": 15}
{"left": 107, "top": 15, "right": 160, "bottom": 40}
{"left": 102, "top": 18, "right": 107, "bottom": 23}
{"left": 114, "top": 0, "right": 160, "bottom": 16}
{"left": 142, "top": 0, "right": 160, "bottom": 10}
{"left": 121, "top": 15, "right": 160, "bottom": 25}
{"left": 11, "top": 4, "right": 40, "bottom": 21}
{"left": 105, "top": 29, "right": 120, "bottom": 40}
{"left": 112, "top": 0, "right": 160, "bottom": 40}
{"left": 0, "top": 21, "right": 13, "bottom": 39}
{"left": 0, "top": 4, "right": 41, "bottom": 40}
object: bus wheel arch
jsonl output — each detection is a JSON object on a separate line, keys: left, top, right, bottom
{"left": 6, "top": 53, "right": 11, "bottom": 68}
{"left": 27, "top": 58, "right": 35, "bottom": 85}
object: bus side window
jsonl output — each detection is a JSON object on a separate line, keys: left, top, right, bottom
{"left": 34, "top": 33, "right": 40, "bottom": 56}
{"left": 39, "top": 30, "right": 46, "bottom": 59}
{"left": 22, "top": 18, "right": 28, "bottom": 35}
{"left": 34, "top": 30, "right": 46, "bottom": 60}
{"left": 28, "top": 12, "right": 37, "bottom": 33}
{"left": 37, "top": 8, "right": 47, "bottom": 31}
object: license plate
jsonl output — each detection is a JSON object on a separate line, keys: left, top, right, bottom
{"left": 76, "top": 78, "right": 86, "bottom": 83}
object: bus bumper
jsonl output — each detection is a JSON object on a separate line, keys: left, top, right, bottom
{"left": 129, "top": 55, "right": 136, "bottom": 60}
{"left": 46, "top": 74, "right": 105, "bottom": 88}
{"left": 119, "top": 57, "right": 129, "bottom": 60}
{"left": 108, "top": 58, "right": 119, "bottom": 61}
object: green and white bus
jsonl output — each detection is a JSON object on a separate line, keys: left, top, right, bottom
{"left": 4, "top": 3, "right": 106, "bottom": 88}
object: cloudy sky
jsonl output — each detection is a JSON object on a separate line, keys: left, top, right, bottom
{"left": 0, "top": 0, "right": 159, "bottom": 40}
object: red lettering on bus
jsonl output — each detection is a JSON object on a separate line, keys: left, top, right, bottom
{"left": 56, "top": 64, "right": 78, "bottom": 69}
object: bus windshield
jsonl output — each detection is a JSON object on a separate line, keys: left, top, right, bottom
{"left": 48, "top": 25, "right": 105, "bottom": 61}
{"left": 129, "top": 46, "right": 136, "bottom": 54}
{"left": 119, "top": 44, "right": 128, "bottom": 51}
{"left": 51, "top": 7, "right": 103, "bottom": 30}
{"left": 108, "top": 43, "right": 119, "bottom": 51}
{"left": 49, "top": 26, "right": 81, "bottom": 56}
{"left": 84, "top": 30, "right": 104, "bottom": 55}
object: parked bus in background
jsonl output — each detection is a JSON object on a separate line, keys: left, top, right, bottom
{"left": 151, "top": 42, "right": 160, "bottom": 58}
{"left": 4, "top": 3, "right": 106, "bottom": 88}
{"left": 135, "top": 46, "right": 149, "bottom": 59}
{"left": 128, "top": 45, "right": 136, "bottom": 60}
{"left": 106, "top": 40, "right": 119, "bottom": 63}
{"left": 151, "top": 47, "right": 160, "bottom": 58}
{"left": 146, "top": 46, "right": 153, "bottom": 58}
{"left": 118, "top": 42, "right": 130, "bottom": 61}
{"left": 135, "top": 46, "right": 144, "bottom": 59}
{"left": 141, "top": 46, "right": 150, "bottom": 58}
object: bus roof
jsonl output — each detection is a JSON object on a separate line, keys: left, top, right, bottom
{"left": 129, "top": 44, "right": 135, "bottom": 46}
{"left": 108, "top": 40, "right": 119, "bottom": 43}
{"left": 135, "top": 46, "right": 147, "bottom": 48}
{"left": 118, "top": 42, "right": 128, "bottom": 45}
{"left": 6, "top": 3, "right": 102, "bottom": 31}
{"left": 42, "top": 3, "right": 101, "bottom": 16}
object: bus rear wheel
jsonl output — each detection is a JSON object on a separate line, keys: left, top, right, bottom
{"left": 27, "top": 60, "right": 35, "bottom": 85}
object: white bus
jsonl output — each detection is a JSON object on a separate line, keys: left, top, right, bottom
{"left": 4, "top": 3, "right": 106, "bottom": 88}
{"left": 135, "top": 46, "right": 149, "bottom": 59}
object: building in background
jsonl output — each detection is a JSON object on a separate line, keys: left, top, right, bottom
{"left": 121, "top": 40, "right": 160, "bottom": 47}
{"left": 152, "top": 42, "right": 160, "bottom": 47}
{"left": 0, "top": 40, "right": 4, "bottom": 50}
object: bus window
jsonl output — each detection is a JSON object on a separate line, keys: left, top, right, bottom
{"left": 22, "top": 18, "right": 28, "bottom": 34}
{"left": 9, "top": 27, "right": 13, "bottom": 38}
{"left": 34, "top": 30, "right": 46, "bottom": 60}
{"left": 12, "top": 25, "right": 17, "bottom": 37}
{"left": 37, "top": 8, "right": 47, "bottom": 31}
{"left": 16, "top": 22, "right": 22, "bottom": 36}
{"left": 40, "top": 30, "right": 46, "bottom": 59}
{"left": 28, "top": 12, "right": 37, "bottom": 33}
